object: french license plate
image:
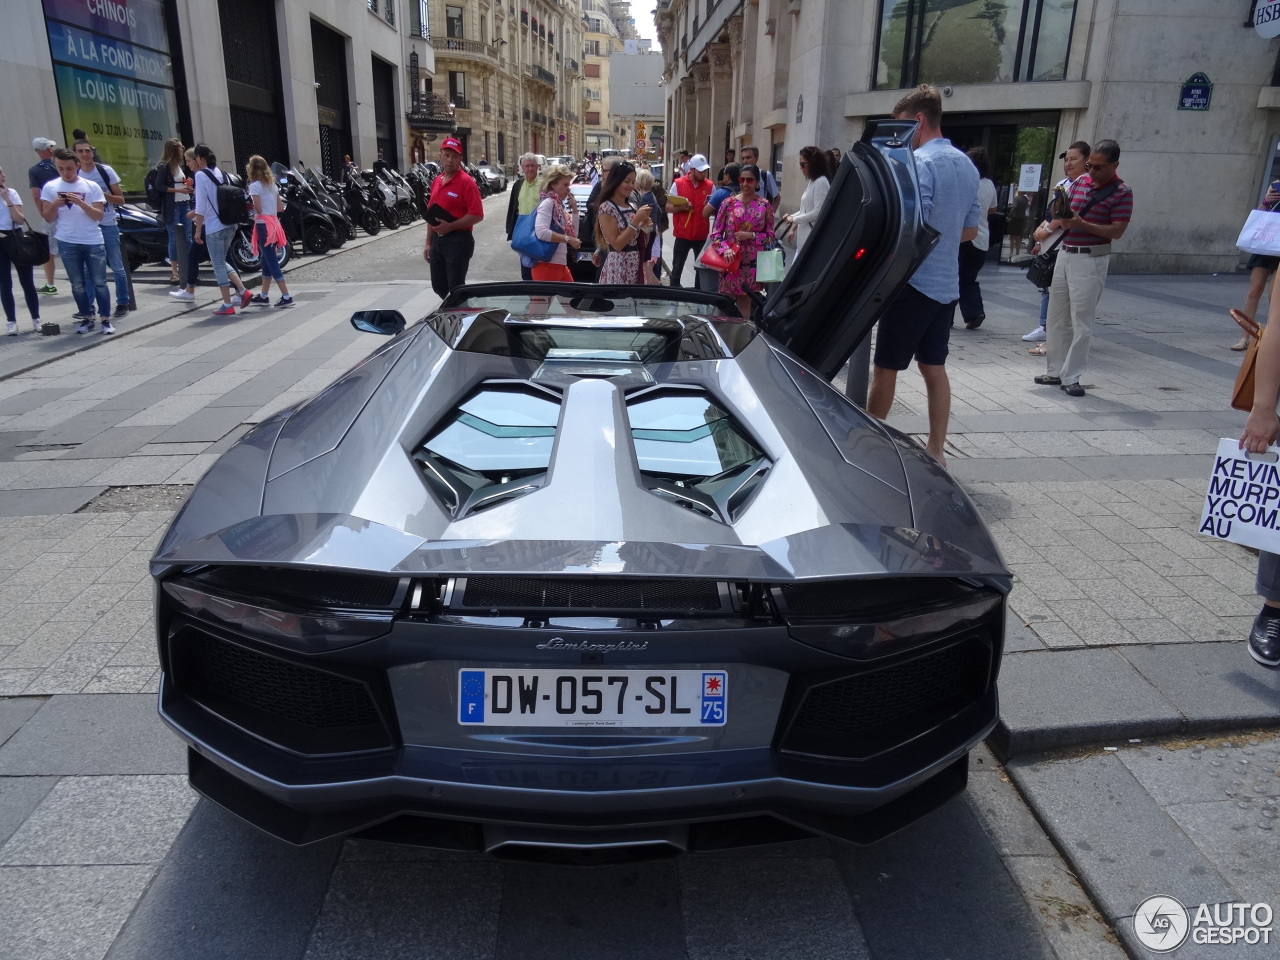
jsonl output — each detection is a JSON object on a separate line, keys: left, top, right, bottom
{"left": 458, "top": 669, "right": 727, "bottom": 727}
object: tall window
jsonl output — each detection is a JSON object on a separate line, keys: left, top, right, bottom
{"left": 449, "top": 70, "right": 466, "bottom": 108}
{"left": 447, "top": 5, "right": 464, "bottom": 39}
{"left": 411, "top": 0, "right": 429, "bottom": 38}
{"left": 875, "top": 0, "right": 1077, "bottom": 89}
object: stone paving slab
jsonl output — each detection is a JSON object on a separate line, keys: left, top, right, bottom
{"left": 0, "top": 695, "right": 184, "bottom": 775}
{"left": 0, "top": 486, "right": 105, "bottom": 517}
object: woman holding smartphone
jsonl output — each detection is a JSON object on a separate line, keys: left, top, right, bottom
{"left": 594, "top": 162, "right": 653, "bottom": 285}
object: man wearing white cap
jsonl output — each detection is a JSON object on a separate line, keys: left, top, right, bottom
{"left": 422, "top": 137, "right": 484, "bottom": 299}
{"left": 666, "top": 152, "right": 713, "bottom": 287}
{"left": 27, "top": 137, "right": 60, "bottom": 294}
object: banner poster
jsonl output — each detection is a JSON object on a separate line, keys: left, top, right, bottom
{"left": 42, "top": 0, "right": 180, "bottom": 191}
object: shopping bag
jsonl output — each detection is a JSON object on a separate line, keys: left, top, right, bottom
{"left": 510, "top": 211, "right": 557, "bottom": 262}
{"left": 1199, "top": 438, "right": 1280, "bottom": 552}
{"left": 756, "top": 246, "right": 785, "bottom": 283}
{"left": 1236, "top": 209, "right": 1280, "bottom": 256}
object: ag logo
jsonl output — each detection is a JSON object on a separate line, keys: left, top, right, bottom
{"left": 1134, "top": 896, "right": 1190, "bottom": 952}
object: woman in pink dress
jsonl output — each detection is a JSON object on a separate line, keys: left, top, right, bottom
{"left": 706, "top": 164, "right": 776, "bottom": 318}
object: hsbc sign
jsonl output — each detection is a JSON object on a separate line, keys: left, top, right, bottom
{"left": 1258, "top": 0, "right": 1280, "bottom": 39}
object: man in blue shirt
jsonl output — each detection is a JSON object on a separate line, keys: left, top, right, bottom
{"left": 866, "top": 85, "right": 980, "bottom": 467}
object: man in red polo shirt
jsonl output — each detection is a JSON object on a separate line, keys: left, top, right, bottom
{"left": 422, "top": 137, "right": 485, "bottom": 299}
{"left": 1035, "top": 138, "right": 1133, "bottom": 397}
{"left": 665, "top": 153, "right": 713, "bottom": 287}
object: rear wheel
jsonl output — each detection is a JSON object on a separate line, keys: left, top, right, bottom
{"left": 380, "top": 207, "right": 399, "bottom": 230}
{"left": 227, "top": 231, "right": 260, "bottom": 274}
{"left": 303, "top": 223, "right": 334, "bottom": 255}
{"left": 397, "top": 203, "right": 413, "bottom": 226}
{"left": 361, "top": 210, "right": 381, "bottom": 235}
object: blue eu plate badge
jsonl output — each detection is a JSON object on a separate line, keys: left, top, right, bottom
{"left": 459, "top": 670, "right": 485, "bottom": 723}
{"left": 700, "top": 672, "right": 726, "bottom": 724}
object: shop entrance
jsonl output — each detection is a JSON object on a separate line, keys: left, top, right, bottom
{"left": 942, "top": 111, "right": 1060, "bottom": 262}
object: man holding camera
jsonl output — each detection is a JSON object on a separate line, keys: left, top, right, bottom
{"left": 36, "top": 147, "right": 112, "bottom": 334}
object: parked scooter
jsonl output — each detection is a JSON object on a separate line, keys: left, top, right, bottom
{"left": 116, "top": 203, "right": 169, "bottom": 271}
{"left": 358, "top": 170, "right": 400, "bottom": 231}
{"left": 272, "top": 162, "right": 340, "bottom": 255}
{"left": 301, "top": 167, "right": 355, "bottom": 243}
{"left": 377, "top": 167, "right": 417, "bottom": 225}
{"left": 340, "top": 173, "right": 381, "bottom": 236}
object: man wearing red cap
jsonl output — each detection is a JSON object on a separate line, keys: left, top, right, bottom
{"left": 422, "top": 137, "right": 484, "bottom": 298}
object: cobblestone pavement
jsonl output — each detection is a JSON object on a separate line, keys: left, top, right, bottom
{"left": 0, "top": 202, "right": 1276, "bottom": 958}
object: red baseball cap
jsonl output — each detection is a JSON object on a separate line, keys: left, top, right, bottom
{"left": 441, "top": 137, "right": 463, "bottom": 155}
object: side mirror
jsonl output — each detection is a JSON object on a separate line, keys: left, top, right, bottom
{"left": 350, "top": 310, "right": 406, "bottom": 336}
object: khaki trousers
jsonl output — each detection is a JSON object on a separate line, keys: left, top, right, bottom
{"left": 1046, "top": 251, "right": 1110, "bottom": 386}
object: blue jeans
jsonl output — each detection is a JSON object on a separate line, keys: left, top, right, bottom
{"left": 255, "top": 222, "right": 283, "bottom": 281}
{"left": 204, "top": 226, "right": 235, "bottom": 287}
{"left": 167, "top": 202, "right": 193, "bottom": 287}
{"left": 1038, "top": 288, "right": 1049, "bottom": 326}
{"left": 59, "top": 242, "right": 109, "bottom": 317}
{"left": 99, "top": 223, "right": 129, "bottom": 306}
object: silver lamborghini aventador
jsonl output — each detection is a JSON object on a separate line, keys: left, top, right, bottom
{"left": 151, "top": 121, "right": 1012, "bottom": 858}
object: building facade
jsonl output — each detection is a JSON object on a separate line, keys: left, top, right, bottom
{"left": 582, "top": 0, "right": 636, "bottom": 152}
{"left": 2, "top": 0, "right": 436, "bottom": 191}
{"left": 608, "top": 50, "right": 664, "bottom": 162}
{"left": 658, "top": 0, "right": 1280, "bottom": 274}
{"left": 427, "top": 0, "right": 586, "bottom": 165}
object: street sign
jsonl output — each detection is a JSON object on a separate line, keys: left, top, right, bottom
{"left": 1178, "top": 73, "right": 1212, "bottom": 111}
{"left": 1258, "top": 0, "right": 1280, "bottom": 39}
{"left": 1018, "top": 164, "right": 1042, "bottom": 192}
{"left": 636, "top": 138, "right": 646, "bottom": 151}
{"left": 558, "top": 134, "right": 566, "bottom": 142}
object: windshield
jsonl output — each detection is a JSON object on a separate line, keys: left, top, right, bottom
{"left": 446, "top": 292, "right": 730, "bottom": 321}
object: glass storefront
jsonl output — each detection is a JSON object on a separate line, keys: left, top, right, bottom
{"left": 875, "top": 0, "right": 1078, "bottom": 89}
{"left": 943, "top": 111, "right": 1060, "bottom": 262}
{"left": 41, "top": 0, "right": 183, "bottom": 191}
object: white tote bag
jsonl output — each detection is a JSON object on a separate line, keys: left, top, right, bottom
{"left": 1199, "top": 438, "right": 1280, "bottom": 552}
{"left": 1236, "top": 209, "right": 1280, "bottom": 257}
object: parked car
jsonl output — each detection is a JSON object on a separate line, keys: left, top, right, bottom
{"left": 476, "top": 162, "right": 508, "bottom": 193}
{"left": 151, "top": 119, "right": 1008, "bottom": 860}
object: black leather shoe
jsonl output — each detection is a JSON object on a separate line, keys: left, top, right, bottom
{"left": 113, "top": 304, "right": 129, "bottom": 318}
{"left": 1033, "top": 375, "right": 1062, "bottom": 386}
{"left": 1249, "top": 611, "right": 1280, "bottom": 667}
{"left": 1061, "top": 383, "right": 1086, "bottom": 397}
{"left": 964, "top": 314, "right": 985, "bottom": 330}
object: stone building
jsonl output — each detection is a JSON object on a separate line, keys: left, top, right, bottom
{"left": 427, "top": 0, "right": 586, "bottom": 164}
{"left": 2, "top": 0, "right": 440, "bottom": 191}
{"left": 657, "top": 0, "right": 1280, "bottom": 273}
{"left": 583, "top": 0, "right": 638, "bottom": 152}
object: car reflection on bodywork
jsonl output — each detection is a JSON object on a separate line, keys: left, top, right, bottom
{"left": 151, "top": 120, "right": 1010, "bottom": 860}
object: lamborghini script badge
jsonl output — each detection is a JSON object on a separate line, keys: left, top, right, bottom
{"left": 535, "top": 637, "right": 649, "bottom": 653}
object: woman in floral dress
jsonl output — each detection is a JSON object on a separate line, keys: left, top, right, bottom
{"left": 707, "top": 163, "right": 777, "bottom": 318}
{"left": 594, "top": 162, "right": 653, "bottom": 285}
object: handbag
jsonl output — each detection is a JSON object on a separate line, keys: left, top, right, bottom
{"left": 756, "top": 245, "right": 785, "bottom": 283}
{"left": 700, "top": 241, "right": 739, "bottom": 272}
{"left": 1231, "top": 309, "right": 1264, "bottom": 413}
{"left": 1237, "top": 208, "right": 1280, "bottom": 257}
{"left": 1025, "top": 181, "right": 1119, "bottom": 288}
{"left": 0, "top": 226, "right": 50, "bottom": 268}
{"left": 510, "top": 210, "right": 556, "bottom": 262}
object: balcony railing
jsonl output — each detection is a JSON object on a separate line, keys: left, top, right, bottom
{"left": 532, "top": 111, "right": 548, "bottom": 126}
{"left": 405, "top": 93, "right": 457, "bottom": 134}
{"left": 564, "top": 109, "right": 579, "bottom": 125}
{"left": 483, "top": 100, "right": 492, "bottom": 115}
{"left": 532, "top": 64, "right": 556, "bottom": 87}
{"left": 450, "top": 93, "right": 470, "bottom": 109}
{"left": 431, "top": 37, "right": 500, "bottom": 62}
{"left": 523, "top": 107, "right": 531, "bottom": 120}
{"left": 566, "top": 57, "right": 579, "bottom": 72}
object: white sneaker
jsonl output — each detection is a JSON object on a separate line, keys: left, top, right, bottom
{"left": 31, "top": 319, "right": 41, "bottom": 333}
{"left": 1022, "top": 326, "right": 1047, "bottom": 342}
{"left": 169, "top": 290, "right": 195, "bottom": 302}
{"left": 5, "top": 321, "right": 16, "bottom": 336}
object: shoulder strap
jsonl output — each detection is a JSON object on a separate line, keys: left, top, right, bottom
{"left": 1076, "top": 180, "right": 1120, "bottom": 219}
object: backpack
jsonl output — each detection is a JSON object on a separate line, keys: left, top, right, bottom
{"left": 143, "top": 165, "right": 163, "bottom": 207}
{"left": 201, "top": 168, "right": 253, "bottom": 225}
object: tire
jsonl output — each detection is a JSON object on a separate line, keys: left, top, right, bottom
{"left": 330, "top": 218, "right": 348, "bottom": 247}
{"left": 274, "top": 240, "right": 291, "bottom": 269}
{"left": 380, "top": 207, "right": 399, "bottom": 230}
{"left": 397, "top": 203, "right": 413, "bottom": 226}
{"left": 227, "top": 230, "right": 260, "bottom": 274}
{"left": 361, "top": 210, "right": 381, "bottom": 235}
{"left": 303, "top": 223, "right": 334, "bottom": 255}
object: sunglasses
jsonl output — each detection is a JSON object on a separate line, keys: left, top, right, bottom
{"left": 1084, "top": 162, "right": 1113, "bottom": 171}
{"left": 739, "top": 177, "right": 757, "bottom": 183}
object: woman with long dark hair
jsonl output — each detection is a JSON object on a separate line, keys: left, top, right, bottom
{"left": 706, "top": 163, "right": 777, "bottom": 318}
{"left": 958, "top": 146, "right": 998, "bottom": 329}
{"left": 156, "top": 138, "right": 192, "bottom": 291}
{"left": 594, "top": 161, "right": 653, "bottom": 284}
{"left": 782, "top": 146, "right": 830, "bottom": 252}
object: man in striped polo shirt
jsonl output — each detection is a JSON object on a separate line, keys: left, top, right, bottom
{"left": 1034, "top": 139, "right": 1133, "bottom": 397}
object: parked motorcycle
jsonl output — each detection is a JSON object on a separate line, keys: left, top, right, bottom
{"left": 358, "top": 170, "right": 400, "bottom": 230}
{"left": 301, "top": 167, "right": 354, "bottom": 243}
{"left": 377, "top": 167, "right": 417, "bottom": 225}
{"left": 272, "top": 162, "right": 340, "bottom": 255}
{"left": 116, "top": 203, "right": 169, "bottom": 271}
{"left": 340, "top": 173, "right": 381, "bottom": 236}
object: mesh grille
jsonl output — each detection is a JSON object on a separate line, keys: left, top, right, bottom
{"left": 184, "top": 630, "right": 381, "bottom": 729}
{"left": 779, "top": 579, "right": 978, "bottom": 619}
{"left": 459, "top": 577, "right": 724, "bottom": 613}
{"left": 780, "top": 637, "right": 990, "bottom": 760}
{"left": 199, "top": 567, "right": 400, "bottom": 608}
